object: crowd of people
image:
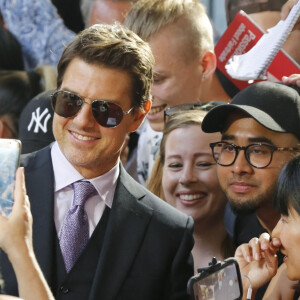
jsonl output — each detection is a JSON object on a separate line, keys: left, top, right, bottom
{"left": 0, "top": 0, "right": 300, "bottom": 300}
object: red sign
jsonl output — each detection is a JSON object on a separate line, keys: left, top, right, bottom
{"left": 215, "top": 11, "right": 300, "bottom": 90}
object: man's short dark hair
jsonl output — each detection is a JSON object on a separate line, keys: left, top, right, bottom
{"left": 57, "top": 23, "right": 154, "bottom": 111}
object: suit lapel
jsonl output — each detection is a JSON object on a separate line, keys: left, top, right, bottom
{"left": 23, "top": 147, "right": 57, "bottom": 285}
{"left": 89, "top": 166, "right": 153, "bottom": 300}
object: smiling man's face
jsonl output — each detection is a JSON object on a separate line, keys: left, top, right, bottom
{"left": 217, "top": 112, "right": 299, "bottom": 215}
{"left": 147, "top": 19, "right": 205, "bottom": 132}
{"left": 53, "top": 58, "right": 146, "bottom": 178}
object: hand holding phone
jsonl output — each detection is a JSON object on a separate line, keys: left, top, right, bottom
{"left": 0, "top": 139, "right": 21, "bottom": 216}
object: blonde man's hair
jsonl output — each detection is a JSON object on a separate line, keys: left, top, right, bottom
{"left": 124, "top": 0, "right": 214, "bottom": 60}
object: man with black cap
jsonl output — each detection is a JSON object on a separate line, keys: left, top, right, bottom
{"left": 202, "top": 81, "right": 300, "bottom": 248}
{"left": 202, "top": 81, "right": 300, "bottom": 299}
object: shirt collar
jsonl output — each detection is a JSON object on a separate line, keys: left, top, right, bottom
{"left": 51, "top": 142, "right": 119, "bottom": 208}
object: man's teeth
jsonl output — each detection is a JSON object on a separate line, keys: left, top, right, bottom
{"left": 73, "top": 132, "right": 96, "bottom": 141}
{"left": 179, "top": 194, "right": 202, "bottom": 201}
{"left": 149, "top": 105, "right": 165, "bottom": 115}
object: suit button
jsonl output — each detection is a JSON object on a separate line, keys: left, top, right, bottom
{"left": 60, "top": 286, "right": 70, "bottom": 294}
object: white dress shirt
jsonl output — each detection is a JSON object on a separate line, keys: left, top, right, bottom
{"left": 51, "top": 142, "right": 119, "bottom": 237}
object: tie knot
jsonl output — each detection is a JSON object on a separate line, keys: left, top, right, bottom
{"left": 72, "top": 181, "right": 97, "bottom": 206}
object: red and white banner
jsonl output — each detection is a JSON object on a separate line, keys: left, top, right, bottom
{"left": 215, "top": 11, "right": 300, "bottom": 90}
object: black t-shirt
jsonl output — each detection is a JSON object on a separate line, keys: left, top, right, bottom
{"left": 233, "top": 212, "right": 266, "bottom": 247}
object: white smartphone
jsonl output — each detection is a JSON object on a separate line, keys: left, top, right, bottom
{"left": 0, "top": 139, "right": 21, "bottom": 216}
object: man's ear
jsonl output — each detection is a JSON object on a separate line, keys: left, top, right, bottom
{"left": 201, "top": 50, "right": 217, "bottom": 81}
{"left": 128, "top": 100, "right": 151, "bottom": 132}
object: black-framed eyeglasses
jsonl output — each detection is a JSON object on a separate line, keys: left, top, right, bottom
{"left": 164, "top": 101, "right": 226, "bottom": 123}
{"left": 51, "top": 90, "right": 134, "bottom": 128}
{"left": 210, "top": 141, "right": 300, "bottom": 169}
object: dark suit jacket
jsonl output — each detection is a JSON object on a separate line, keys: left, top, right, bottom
{"left": 0, "top": 146, "right": 194, "bottom": 300}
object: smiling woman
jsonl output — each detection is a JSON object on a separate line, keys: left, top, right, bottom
{"left": 147, "top": 110, "right": 235, "bottom": 273}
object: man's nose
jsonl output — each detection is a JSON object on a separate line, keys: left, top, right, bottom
{"left": 72, "top": 102, "right": 96, "bottom": 127}
{"left": 231, "top": 149, "right": 253, "bottom": 174}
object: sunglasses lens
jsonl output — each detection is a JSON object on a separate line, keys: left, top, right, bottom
{"left": 51, "top": 91, "right": 126, "bottom": 128}
{"left": 92, "top": 101, "right": 124, "bottom": 128}
{"left": 51, "top": 91, "right": 82, "bottom": 118}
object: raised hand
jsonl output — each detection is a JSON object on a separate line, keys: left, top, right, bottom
{"left": 282, "top": 74, "right": 300, "bottom": 87}
{"left": 235, "top": 233, "right": 280, "bottom": 297}
{"left": 281, "top": 0, "right": 299, "bottom": 19}
{"left": 0, "top": 167, "right": 32, "bottom": 257}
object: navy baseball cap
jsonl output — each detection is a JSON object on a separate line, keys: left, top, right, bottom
{"left": 201, "top": 81, "right": 300, "bottom": 141}
{"left": 18, "top": 89, "right": 55, "bottom": 154}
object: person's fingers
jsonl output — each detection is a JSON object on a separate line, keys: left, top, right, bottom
{"left": 271, "top": 237, "right": 282, "bottom": 248}
{"left": 289, "top": 74, "right": 300, "bottom": 84}
{"left": 282, "top": 74, "right": 300, "bottom": 86}
{"left": 238, "top": 244, "right": 254, "bottom": 263}
{"left": 16, "top": 168, "right": 32, "bottom": 224}
{"left": 282, "top": 76, "right": 289, "bottom": 83}
{"left": 281, "top": 0, "right": 298, "bottom": 20}
{"left": 13, "top": 167, "right": 26, "bottom": 209}
{"left": 0, "top": 210, "right": 8, "bottom": 221}
{"left": 258, "top": 232, "right": 271, "bottom": 250}
{"left": 248, "top": 237, "right": 262, "bottom": 260}
{"left": 288, "top": 73, "right": 300, "bottom": 79}
{"left": 284, "top": 74, "right": 300, "bottom": 81}
{"left": 24, "top": 194, "right": 32, "bottom": 226}
{"left": 257, "top": 233, "right": 281, "bottom": 255}
{"left": 281, "top": 1, "right": 290, "bottom": 20}
{"left": 263, "top": 249, "right": 278, "bottom": 276}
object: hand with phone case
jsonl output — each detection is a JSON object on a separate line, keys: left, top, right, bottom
{"left": 0, "top": 167, "right": 54, "bottom": 300}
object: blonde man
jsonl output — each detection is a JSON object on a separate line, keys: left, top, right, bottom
{"left": 124, "top": 0, "right": 230, "bottom": 185}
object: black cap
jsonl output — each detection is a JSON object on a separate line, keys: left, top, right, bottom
{"left": 18, "top": 89, "right": 55, "bottom": 154}
{"left": 202, "top": 81, "right": 300, "bottom": 141}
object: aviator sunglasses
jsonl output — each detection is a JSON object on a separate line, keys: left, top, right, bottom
{"left": 51, "top": 90, "right": 134, "bottom": 128}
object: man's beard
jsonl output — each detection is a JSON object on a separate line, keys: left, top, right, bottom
{"left": 225, "top": 182, "right": 276, "bottom": 215}
{"left": 228, "top": 197, "right": 261, "bottom": 215}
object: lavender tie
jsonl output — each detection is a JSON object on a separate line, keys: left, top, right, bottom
{"left": 59, "top": 181, "right": 97, "bottom": 273}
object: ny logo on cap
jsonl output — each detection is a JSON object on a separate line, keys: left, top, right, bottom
{"left": 27, "top": 107, "right": 52, "bottom": 133}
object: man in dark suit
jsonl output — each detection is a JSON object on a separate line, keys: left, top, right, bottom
{"left": 0, "top": 23, "right": 194, "bottom": 299}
